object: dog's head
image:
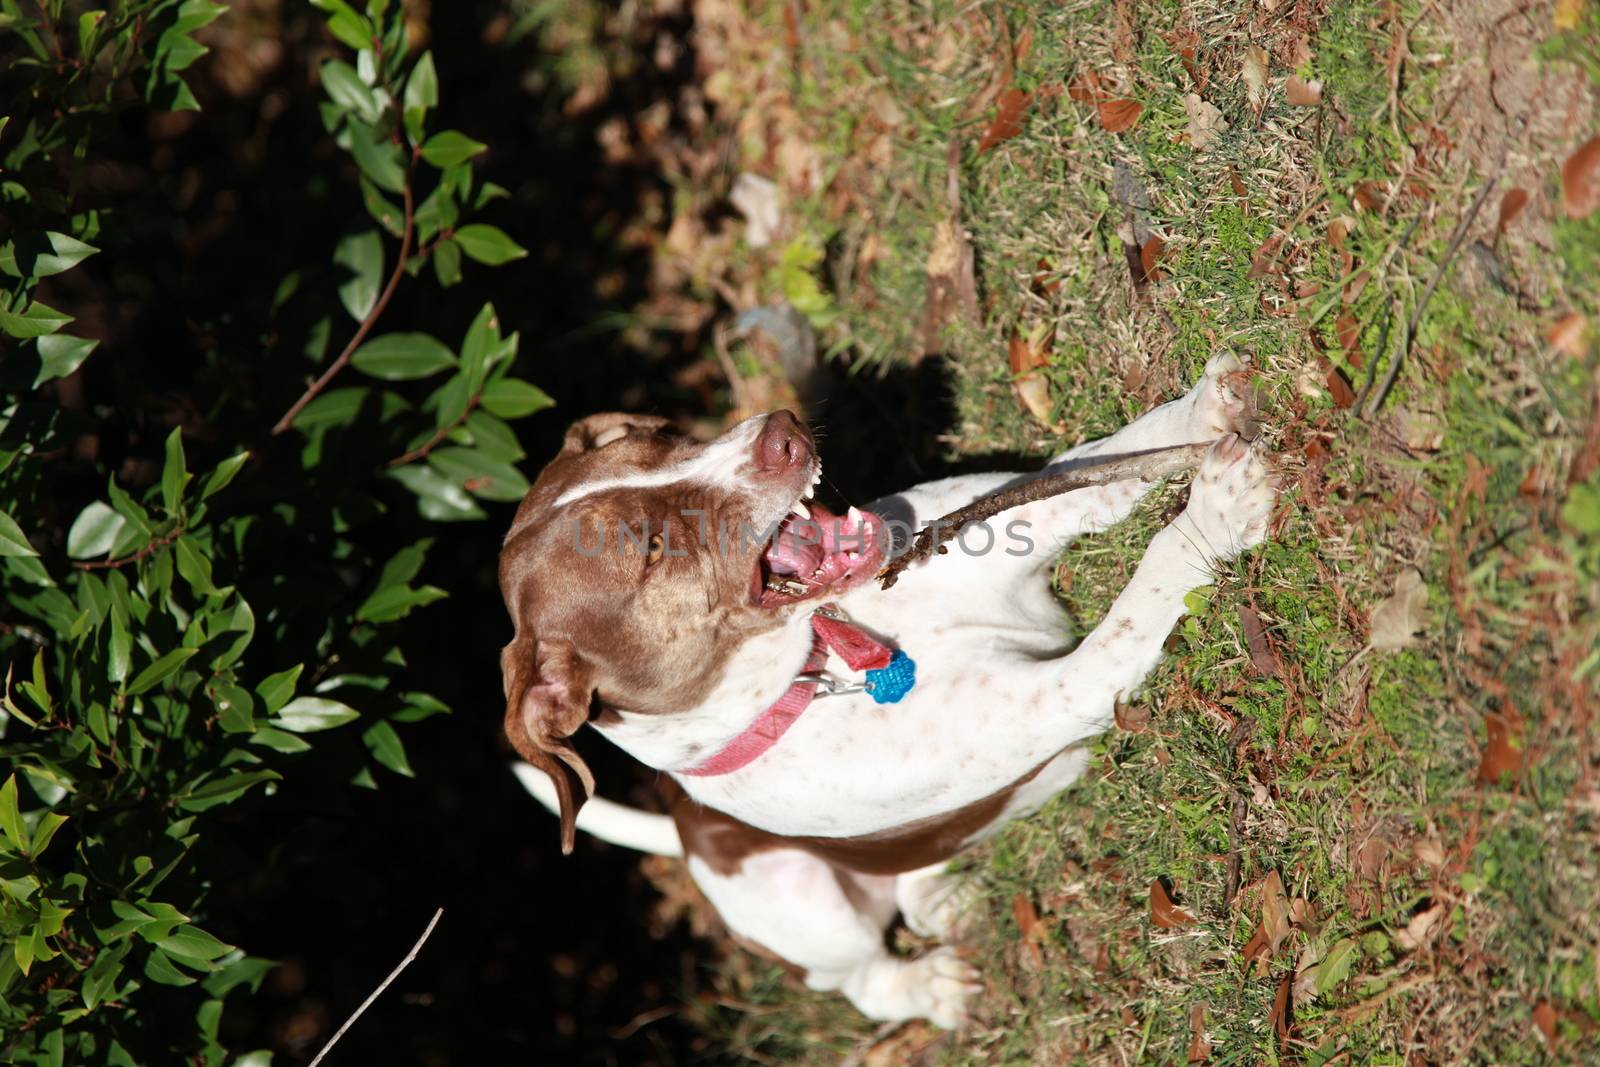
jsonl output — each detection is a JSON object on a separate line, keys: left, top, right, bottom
{"left": 499, "top": 410, "right": 884, "bottom": 851}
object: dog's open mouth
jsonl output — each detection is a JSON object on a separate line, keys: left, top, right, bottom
{"left": 754, "top": 474, "right": 885, "bottom": 607}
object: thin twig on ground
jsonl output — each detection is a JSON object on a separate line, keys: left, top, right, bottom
{"left": 1362, "top": 172, "right": 1500, "bottom": 418}
{"left": 876, "top": 442, "right": 1210, "bottom": 590}
{"left": 307, "top": 907, "right": 443, "bottom": 1067}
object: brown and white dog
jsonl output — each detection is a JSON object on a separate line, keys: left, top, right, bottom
{"left": 500, "top": 354, "right": 1273, "bottom": 1026}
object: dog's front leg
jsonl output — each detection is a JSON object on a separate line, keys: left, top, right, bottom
{"left": 686, "top": 850, "right": 982, "bottom": 1028}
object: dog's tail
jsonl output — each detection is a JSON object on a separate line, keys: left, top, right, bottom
{"left": 511, "top": 762, "right": 683, "bottom": 857}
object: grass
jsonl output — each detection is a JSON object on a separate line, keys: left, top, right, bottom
{"left": 647, "top": 0, "right": 1599, "bottom": 1062}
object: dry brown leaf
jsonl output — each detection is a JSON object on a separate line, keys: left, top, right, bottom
{"left": 1271, "top": 974, "right": 1291, "bottom": 1042}
{"left": 1068, "top": 69, "right": 1106, "bottom": 102}
{"left": 1248, "top": 234, "right": 1284, "bottom": 278}
{"left": 1561, "top": 134, "right": 1600, "bottom": 219}
{"left": 1114, "top": 698, "right": 1152, "bottom": 732}
{"left": 1014, "top": 375, "right": 1057, "bottom": 429}
{"left": 1353, "top": 180, "right": 1389, "bottom": 212}
{"left": 1013, "top": 891, "right": 1046, "bottom": 970}
{"left": 1139, "top": 235, "right": 1167, "bottom": 283}
{"left": 1355, "top": 836, "right": 1388, "bottom": 880}
{"left": 1335, "top": 311, "right": 1361, "bottom": 355}
{"left": 1478, "top": 706, "right": 1524, "bottom": 784}
{"left": 979, "top": 87, "right": 1034, "bottom": 154}
{"left": 862, "top": 1021, "right": 943, "bottom": 1067}
{"left": 1555, "top": 0, "right": 1585, "bottom": 30}
{"left": 1099, "top": 98, "right": 1144, "bottom": 133}
{"left": 1241, "top": 46, "right": 1269, "bottom": 115}
{"left": 1290, "top": 897, "right": 1320, "bottom": 935}
{"left": 1184, "top": 93, "right": 1228, "bottom": 150}
{"left": 1498, "top": 188, "right": 1530, "bottom": 232}
{"left": 1150, "top": 879, "right": 1198, "bottom": 928}
{"left": 1261, "top": 871, "right": 1292, "bottom": 954}
{"left": 1395, "top": 902, "right": 1447, "bottom": 950}
{"left": 1237, "top": 604, "right": 1283, "bottom": 679}
{"left": 1168, "top": 28, "right": 1205, "bottom": 91}
{"left": 1548, "top": 312, "right": 1589, "bottom": 357}
{"left": 1533, "top": 999, "right": 1558, "bottom": 1042}
{"left": 1327, "top": 216, "right": 1350, "bottom": 250}
{"left": 1286, "top": 76, "right": 1323, "bottom": 106}
{"left": 1242, "top": 924, "right": 1271, "bottom": 973}
{"left": 1008, "top": 327, "right": 1049, "bottom": 373}
{"left": 1325, "top": 363, "right": 1356, "bottom": 409}
{"left": 1369, "top": 568, "right": 1427, "bottom": 651}
{"left": 1187, "top": 1003, "right": 1211, "bottom": 1063}
{"left": 1230, "top": 168, "right": 1248, "bottom": 207}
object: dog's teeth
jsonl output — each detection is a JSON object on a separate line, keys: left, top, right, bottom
{"left": 790, "top": 500, "right": 811, "bottom": 520}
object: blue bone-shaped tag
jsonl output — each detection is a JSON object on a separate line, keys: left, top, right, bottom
{"left": 864, "top": 650, "right": 916, "bottom": 705}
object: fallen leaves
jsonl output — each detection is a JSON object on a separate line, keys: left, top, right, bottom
{"left": 1150, "top": 879, "right": 1197, "bottom": 928}
{"left": 978, "top": 87, "right": 1033, "bottom": 154}
{"left": 1394, "top": 902, "right": 1447, "bottom": 951}
{"left": 1237, "top": 604, "right": 1284, "bottom": 679}
{"left": 1548, "top": 312, "right": 1589, "bottom": 357}
{"left": 1561, "top": 134, "right": 1600, "bottom": 218}
{"left": 1241, "top": 46, "right": 1269, "bottom": 117}
{"left": 1295, "top": 936, "right": 1359, "bottom": 1004}
{"left": 1369, "top": 567, "right": 1428, "bottom": 652}
{"left": 1533, "top": 999, "right": 1558, "bottom": 1043}
{"left": 1187, "top": 1003, "right": 1211, "bottom": 1063}
{"left": 1012, "top": 891, "right": 1049, "bottom": 970}
{"left": 1285, "top": 76, "right": 1323, "bottom": 107}
{"left": 921, "top": 145, "right": 979, "bottom": 359}
{"left": 1478, "top": 705, "right": 1524, "bottom": 784}
{"left": 1497, "top": 188, "right": 1529, "bottom": 232}
{"left": 1069, "top": 71, "right": 1143, "bottom": 133}
{"left": 1008, "top": 323, "right": 1062, "bottom": 432}
{"left": 1184, "top": 93, "right": 1228, "bottom": 150}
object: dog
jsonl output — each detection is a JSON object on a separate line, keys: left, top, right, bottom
{"left": 499, "top": 354, "right": 1273, "bottom": 1027}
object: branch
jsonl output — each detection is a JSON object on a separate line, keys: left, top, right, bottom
{"left": 273, "top": 174, "right": 417, "bottom": 436}
{"left": 307, "top": 907, "right": 443, "bottom": 1067}
{"left": 875, "top": 441, "right": 1211, "bottom": 590}
{"left": 385, "top": 396, "right": 477, "bottom": 469}
{"left": 74, "top": 527, "right": 182, "bottom": 571}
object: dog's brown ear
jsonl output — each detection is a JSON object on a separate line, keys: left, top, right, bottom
{"left": 560, "top": 413, "right": 672, "bottom": 455}
{"left": 502, "top": 636, "right": 597, "bottom": 854}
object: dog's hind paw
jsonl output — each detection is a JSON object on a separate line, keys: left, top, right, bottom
{"left": 1177, "top": 434, "right": 1275, "bottom": 562}
{"left": 1187, "top": 352, "right": 1260, "bottom": 442}
{"left": 909, "top": 948, "right": 984, "bottom": 1030}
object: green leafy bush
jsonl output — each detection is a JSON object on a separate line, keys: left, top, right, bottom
{"left": 0, "top": 2, "right": 550, "bottom": 1061}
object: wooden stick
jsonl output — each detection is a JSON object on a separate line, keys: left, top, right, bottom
{"left": 307, "top": 907, "right": 443, "bottom": 1067}
{"left": 875, "top": 441, "right": 1212, "bottom": 590}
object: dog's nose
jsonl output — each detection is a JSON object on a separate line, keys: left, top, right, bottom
{"left": 755, "top": 411, "right": 811, "bottom": 474}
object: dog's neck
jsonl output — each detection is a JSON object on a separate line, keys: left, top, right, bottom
{"left": 594, "top": 607, "right": 823, "bottom": 771}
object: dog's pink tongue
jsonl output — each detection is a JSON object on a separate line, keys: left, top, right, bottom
{"left": 763, "top": 507, "right": 837, "bottom": 576}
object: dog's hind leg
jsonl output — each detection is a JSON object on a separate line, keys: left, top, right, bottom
{"left": 686, "top": 850, "right": 982, "bottom": 1028}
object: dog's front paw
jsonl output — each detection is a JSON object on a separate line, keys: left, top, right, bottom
{"left": 907, "top": 948, "right": 984, "bottom": 1030}
{"left": 1176, "top": 434, "right": 1274, "bottom": 562}
{"left": 1186, "top": 352, "right": 1259, "bottom": 441}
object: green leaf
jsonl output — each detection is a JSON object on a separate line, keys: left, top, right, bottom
{"left": 392, "top": 691, "right": 451, "bottom": 723}
{"left": 334, "top": 230, "right": 384, "bottom": 322}
{"left": 320, "top": 59, "right": 379, "bottom": 123}
{"left": 466, "top": 411, "right": 525, "bottom": 462}
{"left": 349, "top": 123, "right": 407, "bottom": 194}
{"left": 420, "top": 130, "right": 486, "bottom": 168}
{"left": 0, "top": 231, "right": 99, "bottom": 279}
{"left": 356, "top": 583, "right": 447, "bottom": 623}
{"left": 432, "top": 238, "right": 462, "bottom": 286}
{"left": 480, "top": 378, "right": 554, "bottom": 419}
{"left": 215, "top": 686, "right": 256, "bottom": 733}
{"left": 0, "top": 510, "right": 37, "bottom": 557}
{"left": 249, "top": 727, "right": 312, "bottom": 754}
{"left": 70, "top": 501, "right": 129, "bottom": 561}
{"left": 453, "top": 223, "right": 527, "bottom": 266}
{"left": 156, "top": 925, "right": 233, "bottom": 963}
{"left": 161, "top": 427, "right": 189, "bottom": 514}
{"left": 1562, "top": 481, "right": 1600, "bottom": 535}
{"left": 427, "top": 447, "right": 530, "bottom": 502}
{"left": 388, "top": 464, "right": 486, "bottom": 521}
{"left": 459, "top": 302, "right": 498, "bottom": 386}
{"left": 127, "top": 648, "right": 199, "bottom": 696}
{"left": 255, "top": 665, "right": 303, "bottom": 714}
{"left": 1315, "top": 938, "right": 1361, "bottom": 994}
{"left": 144, "top": 947, "right": 198, "bottom": 986}
{"left": 296, "top": 386, "right": 370, "bottom": 430}
{"left": 363, "top": 721, "right": 415, "bottom": 776}
{"left": 351, "top": 332, "right": 457, "bottom": 380}
{"left": 177, "top": 770, "right": 281, "bottom": 812}
{"left": 0, "top": 299, "right": 72, "bottom": 339}
{"left": 0, "top": 775, "right": 25, "bottom": 852}
{"left": 274, "top": 696, "right": 360, "bottom": 733}
{"left": 33, "top": 332, "right": 98, "bottom": 386}
{"left": 28, "top": 812, "right": 67, "bottom": 857}
{"left": 405, "top": 51, "right": 438, "bottom": 111}
{"left": 174, "top": 538, "right": 215, "bottom": 596}
{"left": 201, "top": 452, "right": 250, "bottom": 501}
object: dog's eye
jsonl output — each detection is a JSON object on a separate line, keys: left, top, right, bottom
{"left": 646, "top": 533, "right": 665, "bottom": 566}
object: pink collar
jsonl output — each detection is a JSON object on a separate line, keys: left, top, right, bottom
{"left": 680, "top": 609, "right": 891, "bottom": 777}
